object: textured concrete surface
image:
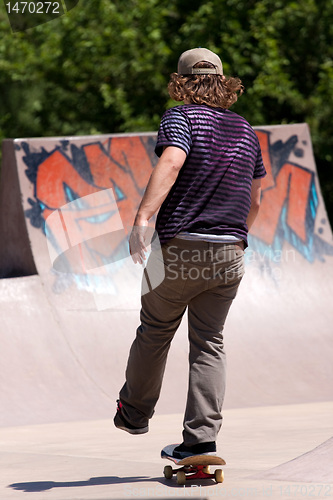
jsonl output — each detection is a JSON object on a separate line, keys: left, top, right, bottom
{"left": 1, "top": 403, "right": 332, "bottom": 500}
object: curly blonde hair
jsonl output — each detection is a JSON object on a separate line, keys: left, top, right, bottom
{"left": 168, "top": 61, "right": 244, "bottom": 109}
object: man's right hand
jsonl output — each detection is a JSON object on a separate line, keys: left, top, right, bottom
{"left": 129, "top": 222, "right": 149, "bottom": 265}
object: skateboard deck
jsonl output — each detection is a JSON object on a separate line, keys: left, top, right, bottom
{"left": 161, "top": 444, "right": 226, "bottom": 485}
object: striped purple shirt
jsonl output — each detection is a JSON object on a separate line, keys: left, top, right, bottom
{"left": 155, "top": 104, "right": 266, "bottom": 246}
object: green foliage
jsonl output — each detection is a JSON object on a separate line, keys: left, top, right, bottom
{"left": 0, "top": 0, "right": 332, "bottom": 221}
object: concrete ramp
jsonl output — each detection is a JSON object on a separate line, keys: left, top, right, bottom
{"left": 0, "top": 276, "right": 114, "bottom": 425}
{"left": 257, "top": 437, "right": 333, "bottom": 483}
{"left": 0, "top": 124, "right": 332, "bottom": 428}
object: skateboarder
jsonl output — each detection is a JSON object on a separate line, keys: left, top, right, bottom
{"left": 114, "top": 48, "right": 266, "bottom": 459}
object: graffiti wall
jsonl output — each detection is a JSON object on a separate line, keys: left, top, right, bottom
{"left": 12, "top": 125, "right": 332, "bottom": 301}
{"left": 22, "top": 136, "right": 157, "bottom": 235}
{"left": 250, "top": 128, "right": 333, "bottom": 263}
{"left": 16, "top": 135, "right": 159, "bottom": 305}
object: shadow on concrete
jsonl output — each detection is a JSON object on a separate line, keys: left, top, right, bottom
{"left": 9, "top": 476, "right": 154, "bottom": 492}
{"left": 9, "top": 474, "right": 216, "bottom": 492}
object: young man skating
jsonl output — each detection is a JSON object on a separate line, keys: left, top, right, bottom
{"left": 114, "top": 48, "right": 266, "bottom": 459}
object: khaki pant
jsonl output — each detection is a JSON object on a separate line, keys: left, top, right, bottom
{"left": 119, "top": 237, "right": 244, "bottom": 445}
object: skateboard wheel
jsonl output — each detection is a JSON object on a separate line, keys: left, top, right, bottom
{"left": 176, "top": 470, "right": 186, "bottom": 485}
{"left": 203, "top": 466, "right": 211, "bottom": 474}
{"left": 215, "top": 469, "right": 224, "bottom": 483}
{"left": 164, "top": 465, "right": 173, "bottom": 479}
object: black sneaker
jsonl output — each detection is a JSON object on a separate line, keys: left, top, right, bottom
{"left": 113, "top": 400, "right": 148, "bottom": 435}
{"left": 170, "top": 441, "right": 217, "bottom": 459}
{"left": 161, "top": 441, "right": 216, "bottom": 460}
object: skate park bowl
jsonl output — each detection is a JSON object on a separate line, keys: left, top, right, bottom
{"left": 0, "top": 124, "right": 332, "bottom": 499}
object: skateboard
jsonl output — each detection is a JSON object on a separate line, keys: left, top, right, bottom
{"left": 161, "top": 445, "right": 226, "bottom": 485}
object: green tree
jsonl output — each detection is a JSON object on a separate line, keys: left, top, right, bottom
{"left": 0, "top": 0, "right": 173, "bottom": 139}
